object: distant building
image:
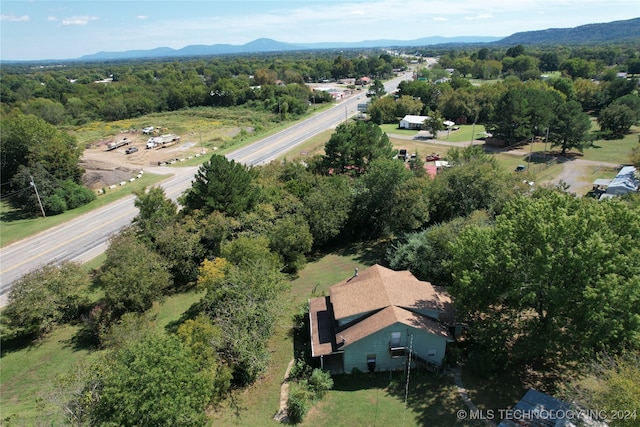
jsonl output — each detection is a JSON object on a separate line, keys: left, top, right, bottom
{"left": 399, "top": 115, "right": 430, "bottom": 130}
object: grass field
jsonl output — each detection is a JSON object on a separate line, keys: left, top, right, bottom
{"left": 0, "top": 289, "right": 203, "bottom": 425}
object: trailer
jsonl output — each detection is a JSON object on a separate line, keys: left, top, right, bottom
{"left": 106, "top": 138, "right": 131, "bottom": 151}
{"left": 155, "top": 134, "right": 180, "bottom": 149}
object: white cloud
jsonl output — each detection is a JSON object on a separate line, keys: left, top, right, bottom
{"left": 465, "top": 13, "right": 493, "bottom": 20}
{"left": 137, "top": 15, "right": 149, "bottom": 20}
{"left": 432, "top": 17, "right": 447, "bottom": 21}
{"left": 1, "top": 14, "right": 30, "bottom": 22}
{"left": 62, "top": 16, "right": 99, "bottom": 26}
{"left": 48, "top": 16, "right": 58, "bottom": 21}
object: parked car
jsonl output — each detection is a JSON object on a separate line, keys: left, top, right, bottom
{"left": 515, "top": 164, "right": 526, "bottom": 172}
{"left": 426, "top": 153, "right": 441, "bottom": 161}
{"left": 125, "top": 146, "right": 138, "bottom": 154}
{"left": 409, "top": 153, "right": 417, "bottom": 162}
{"left": 398, "top": 148, "right": 408, "bottom": 161}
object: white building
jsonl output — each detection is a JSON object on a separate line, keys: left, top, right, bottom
{"left": 399, "top": 115, "right": 430, "bottom": 130}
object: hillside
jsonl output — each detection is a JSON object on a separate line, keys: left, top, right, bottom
{"left": 497, "top": 17, "right": 640, "bottom": 45}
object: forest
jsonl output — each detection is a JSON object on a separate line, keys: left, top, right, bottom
{"left": 1, "top": 41, "right": 640, "bottom": 425}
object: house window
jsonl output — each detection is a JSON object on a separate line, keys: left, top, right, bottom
{"left": 390, "top": 332, "right": 401, "bottom": 348}
{"left": 427, "top": 349, "right": 437, "bottom": 359}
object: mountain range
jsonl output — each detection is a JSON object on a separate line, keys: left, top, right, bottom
{"left": 63, "top": 17, "right": 640, "bottom": 62}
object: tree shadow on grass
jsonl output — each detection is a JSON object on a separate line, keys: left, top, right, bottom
{"left": 0, "top": 334, "right": 42, "bottom": 357}
{"left": 333, "top": 369, "right": 482, "bottom": 426}
{"left": 0, "top": 205, "right": 31, "bottom": 223}
{"left": 164, "top": 300, "right": 206, "bottom": 334}
{"left": 384, "top": 369, "right": 478, "bottom": 426}
{"left": 334, "top": 239, "right": 390, "bottom": 267}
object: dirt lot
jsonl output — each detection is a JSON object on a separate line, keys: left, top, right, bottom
{"left": 81, "top": 131, "right": 205, "bottom": 189}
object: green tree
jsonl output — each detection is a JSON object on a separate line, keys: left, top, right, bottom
{"left": 367, "top": 96, "right": 398, "bottom": 124}
{"left": 177, "top": 314, "right": 233, "bottom": 404}
{"left": 350, "top": 158, "right": 425, "bottom": 237}
{"left": 220, "top": 235, "right": 282, "bottom": 270}
{"left": 0, "top": 112, "right": 83, "bottom": 186}
{"left": 182, "top": 154, "right": 258, "bottom": 216}
{"left": 567, "top": 352, "right": 640, "bottom": 427}
{"left": 133, "top": 186, "right": 178, "bottom": 244}
{"left": 96, "top": 230, "right": 171, "bottom": 314}
{"left": 394, "top": 95, "right": 423, "bottom": 118}
{"left": 386, "top": 211, "right": 490, "bottom": 286}
{"left": 268, "top": 214, "right": 313, "bottom": 273}
{"left": 612, "top": 94, "right": 640, "bottom": 123}
{"left": 450, "top": 191, "right": 640, "bottom": 372}
{"left": 488, "top": 87, "right": 532, "bottom": 144}
{"left": 367, "top": 79, "right": 386, "bottom": 99}
{"left": 423, "top": 111, "right": 445, "bottom": 138}
{"left": 301, "top": 175, "right": 353, "bottom": 247}
{"left": 427, "top": 146, "right": 525, "bottom": 223}
{"left": 549, "top": 100, "right": 592, "bottom": 155}
{"left": 201, "top": 261, "right": 288, "bottom": 385}
{"left": 91, "top": 335, "right": 215, "bottom": 427}
{"left": 598, "top": 103, "right": 636, "bottom": 135}
{"left": 323, "top": 121, "right": 393, "bottom": 175}
{"left": 2, "top": 262, "right": 89, "bottom": 339}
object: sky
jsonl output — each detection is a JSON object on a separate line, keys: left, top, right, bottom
{"left": 1, "top": 0, "right": 638, "bottom": 61}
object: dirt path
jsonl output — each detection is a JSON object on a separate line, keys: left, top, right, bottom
{"left": 453, "top": 368, "right": 496, "bottom": 427}
{"left": 273, "top": 359, "right": 295, "bottom": 423}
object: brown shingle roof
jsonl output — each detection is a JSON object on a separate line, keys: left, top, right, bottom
{"left": 330, "top": 264, "right": 453, "bottom": 322}
{"left": 338, "top": 306, "right": 453, "bottom": 349}
{"left": 309, "top": 296, "right": 337, "bottom": 357}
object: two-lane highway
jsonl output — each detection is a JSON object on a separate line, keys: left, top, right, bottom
{"left": 0, "top": 72, "right": 411, "bottom": 306}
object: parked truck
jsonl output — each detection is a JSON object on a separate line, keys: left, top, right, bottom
{"left": 106, "top": 138, "right": 131, "bottom": 151}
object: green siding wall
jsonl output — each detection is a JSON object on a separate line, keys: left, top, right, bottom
{"left": 341, "top": 323, "right": 449, "bottom": 373}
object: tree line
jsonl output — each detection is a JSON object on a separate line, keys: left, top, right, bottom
{"left": 0, "top": 50, "right": 401, "bottom": 125}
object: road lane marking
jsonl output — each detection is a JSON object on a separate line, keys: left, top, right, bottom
{"left": 0, "top": 207, "right": 136, "bottom": 275}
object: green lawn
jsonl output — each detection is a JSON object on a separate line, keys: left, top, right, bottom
{"left": 0, "top": 324, "right": 98, "bottom": 425}
{"left": 0, "top": 290, "right": 203, "bottom": 425}
{"left": 577, "top": 125, "right": 639, "bottom": 164}
{"left": 303, "top": 371, "right": 483, "bottom": 427}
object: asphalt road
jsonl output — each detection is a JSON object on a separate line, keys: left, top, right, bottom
{"left": 0, "top": 72, "right": 412, "bottom": 306}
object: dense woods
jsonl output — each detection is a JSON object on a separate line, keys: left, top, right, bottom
{"left": 2, "top": 39, "right": 640, "bottom": 425}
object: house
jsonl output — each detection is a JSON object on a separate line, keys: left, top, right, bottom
{"left": 399, "top": 115, "right": 430, "bottom": 130}
{"left": 356, "top": 76, "right": 371, "bottom": 86}
{"left": 309, "top": 264, "right": 455, "bottom": 374}
{"left": 498, "top": 389, "right": 606, "bottom": 427}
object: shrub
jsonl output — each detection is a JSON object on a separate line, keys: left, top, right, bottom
{"left": 289, "top": 358, "right": 312, "bottom": 381}
{"left": 287, "top": 382, "right": 312, "bottom": 424}
{"left": 308, "top": 368, "right": 333, "bottom": 398}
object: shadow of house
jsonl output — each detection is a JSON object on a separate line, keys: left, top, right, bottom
{"left": 309, "top": 264, "right": 457, "bottom": 375}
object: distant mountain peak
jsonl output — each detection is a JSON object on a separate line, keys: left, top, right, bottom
{"left": 69, "top": 18, "right": 640, "bottom": 62}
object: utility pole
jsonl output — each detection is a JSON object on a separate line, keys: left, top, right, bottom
{"left": 29, "top": 175, "right": 46, "bottom": 218}
{"left": 469, "top": 122, "right": 476, "bottom": 146}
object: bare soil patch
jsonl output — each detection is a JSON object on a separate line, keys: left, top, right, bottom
{"left": 80, "top": 131, "right": 205, "bottom": 189}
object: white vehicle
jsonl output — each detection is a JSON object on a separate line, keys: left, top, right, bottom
{"left": 142, "top": 126, "right": 154, "bottom": 135}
